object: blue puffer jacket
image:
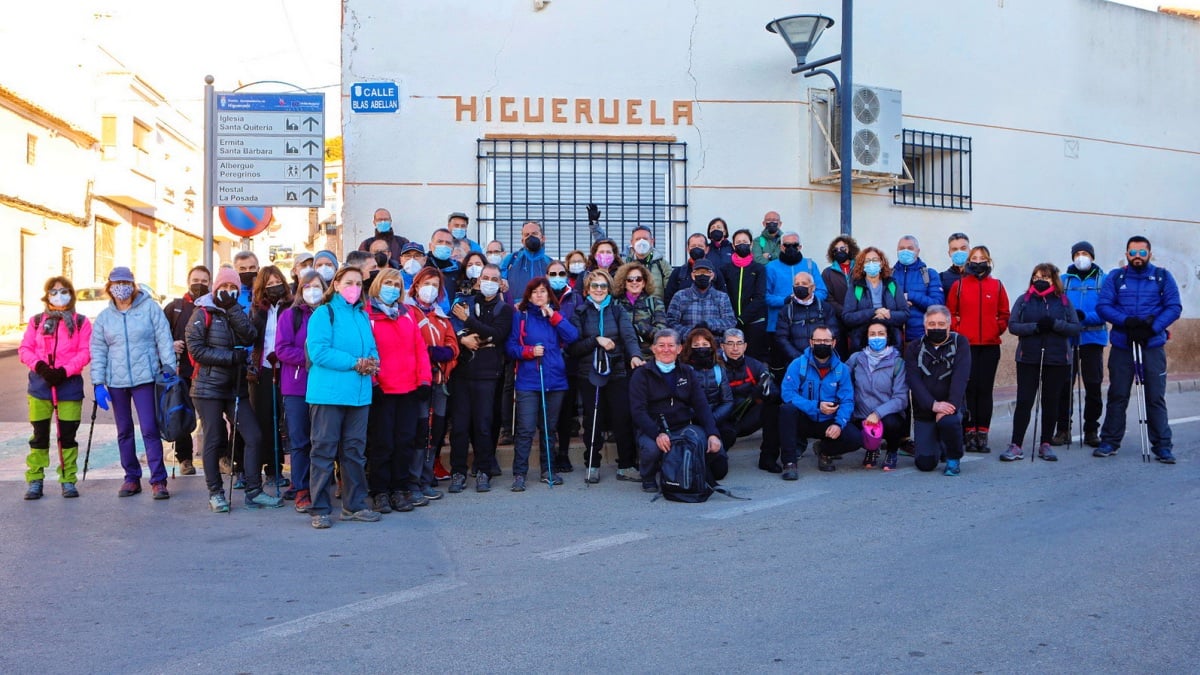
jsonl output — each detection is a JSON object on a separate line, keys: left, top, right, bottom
{"left": 1061, "top": 265, "right": 1108, "bottom": 347}
{"left": 90, "top": 291, "right": 177, "bottom": 388}
{"left": 305, "top": 294, "right": 379, "bottom": 407}
{"left": 765, "top": 257, "right": 828, "bottom": 332}
{"left": 1097, "top": 263, "right": 1182, "bottom": 350}
{"left": 506, "top": 307, "right": 579, "bottom": 392}
{"left": 893, "top": 259, "right": 944, "bottom": 341}
{"left": 781, "top": 348, "right": 853, "bottom": 427}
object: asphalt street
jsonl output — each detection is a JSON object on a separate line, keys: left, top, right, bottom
{"left": 1, "top": 366, "right": 1196, "bottom": 673}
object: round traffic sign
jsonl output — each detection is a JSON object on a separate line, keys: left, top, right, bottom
{"left": 219, "top": 206, "right": 274, "bottom": 238}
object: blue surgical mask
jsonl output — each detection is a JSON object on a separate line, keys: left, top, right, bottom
{"left": 864, "top": 261, "right": 883, "bottom": 277}
{"left": 868, "top": 336, "right": 888, "bottom": 352}
{"left": 655, "top": 360, "right": 676, "bottom": 373}
{"left": 452, "top": 228, "right": 467, "bottom": 240}
{"left": 376, "top": 220, "right": 392, "bottom": 233}
{"left": 379, "top": 286, "right": 401, "bottom": 305}
{"left": 548, "top": 276, "right": 568, "bottom": 292}
{"left": 433, "top": 245, "right": 453, "bottom": 261}
{"left": 896, "top": 250, "right": 917, "bottom": 266}
{"left": 951, "top": 250, "right": 969, "bottom": 267}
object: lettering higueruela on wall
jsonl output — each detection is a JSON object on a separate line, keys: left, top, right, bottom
{"left": 447, "top": 96, "right": 694, "bottom": 125}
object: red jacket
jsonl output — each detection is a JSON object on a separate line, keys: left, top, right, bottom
{"left": 367, "top": 301, "right": 432, "bottom": 395}
{"left": 947, "top": 274, "right": 1010, "bottom": 346}
{"left": 405, "top": 301, "right": 460, "bottom": 384}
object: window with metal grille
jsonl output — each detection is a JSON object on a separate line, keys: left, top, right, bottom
{"left": 891, "top": 129, "right": 972, "bottom": 210}
{"left": 477, "top": 138, "right": 687, "bottom": 260}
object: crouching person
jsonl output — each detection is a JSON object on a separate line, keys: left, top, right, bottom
{"left": 904, "top": 305, "right": 972, "bottom": 476}
{"left": 630, "top": 329, "right": 725, "bottom": 494}
{"left": 778, "top": 325, "right": 862, "bottom": 480}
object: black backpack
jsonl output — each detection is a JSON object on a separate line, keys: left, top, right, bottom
{"left": 156, "top": 371, "right": 197, "bottom": 443}
{"left": 659, "top": 430, "right": 713, "bottom": 503}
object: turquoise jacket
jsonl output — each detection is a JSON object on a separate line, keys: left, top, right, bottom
{"left": 305, "top": 294, "right": 379, "bottom": 407}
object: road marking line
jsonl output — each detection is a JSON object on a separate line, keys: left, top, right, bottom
{"left": 700, "top": 489, "right": 829, "bottom": 520}
{"left": 538, "top": 532, "right": 649, "bottom": 560}
{"left": 256, "top": 579, "right": 464, "bottom": 639}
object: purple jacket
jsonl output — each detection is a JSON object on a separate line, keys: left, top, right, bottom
{"left": 274, "top": 304, "right": 313, "bottom": 397}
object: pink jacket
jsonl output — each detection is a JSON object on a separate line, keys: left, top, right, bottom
{"left": 20, "top": 312, "right": 93, "bottom": 377}
{"left": 368, "top": 301, "right": 432, "bottom": 395}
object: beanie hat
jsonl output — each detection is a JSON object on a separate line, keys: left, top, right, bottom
{"left": 314, "top": 250, "right": 340, "bottom": 270}
{"left": 1071, "top": 241, "right": 1095, "bottom": 259}
{"left": 213, "top": 267, "right": 240, "bottom": 289}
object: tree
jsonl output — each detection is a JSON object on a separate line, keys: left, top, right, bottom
{"left": 325, "top": 136, "right": 342, "bottom": 161}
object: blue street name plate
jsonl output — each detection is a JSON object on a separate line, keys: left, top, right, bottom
{"left": 351, "top": 82, "right": 400, "bottom": 113}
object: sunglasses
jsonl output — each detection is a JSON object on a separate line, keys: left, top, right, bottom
{"left": 546, "top": 271, "right": 568, "bottom": 277}
{"left": 625, "top": 276, "right": 645, "bottom": 283}
{"left": 1127, "top": 249, "right": 1149, "bottom": 258}
{"left": 589, "top": 282, "right": 610, "bottom": 289}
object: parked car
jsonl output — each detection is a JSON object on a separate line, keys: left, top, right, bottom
{"left": 75, "top": 284, "right": 165, "bottom": 318}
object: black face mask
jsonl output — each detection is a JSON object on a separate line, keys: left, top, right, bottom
{"left": 765, "top": 222, "right": 780, "bottom": 234}
{"left": 693, "top": 275, "right": 712, "bottom": 290}
{"left": 1032, "top": 279, "right": 1052, "bottom": 293}
{"left": 966, "top": 262, "right": 990, "bottom": 278}
{"left": 689, "top": 347, "right": 714, "bottom": 367}
{"left": 525, "top": 236, "right": 542, "bottom": 253}
{"left": 709, "top": 230, "right": 725, "bottom": 244}
{"left": 780, "top": 247, "right": 803, "bottom": 265}
{"left": 833, "top": 250, "right": 851, "bottom": 263}
{"left": 214, "top": 289, "right": 240, "bottom": 309}
{"left": 811, "top": 344, "right": 833, "bottom": 359}
{"left": 689, "top": 247, "right": 705, "bottom": 261}
{"left": 189, "top": 283, "right": 209, "bottom": 299}
{"left": 366, "top": 271, "right": 380, "bottom": 288}
{"left": 793, "top": 285, "right": 811, "bottom": 300}
{"left": 264, "top": 285, "right": 287, "bottom": 303}
{"left": 925, "top": 328, "right": 949, "bottom": 344}
{"left": 239, "top": 271, "right": 257, "bottom": 288}
{"left": 374, "top": 252, "right": 390, "bottom": 269}
{"left": 734, "top": 243, "right": 752, "bottom": 257}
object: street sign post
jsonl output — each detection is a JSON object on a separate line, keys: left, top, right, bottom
{"left": 212, "top": 92, "right": 325, "bottom": 208}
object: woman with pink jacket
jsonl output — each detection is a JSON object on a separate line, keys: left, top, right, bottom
{"left": 19, "top": 276, "right": 92, "bottom": 500}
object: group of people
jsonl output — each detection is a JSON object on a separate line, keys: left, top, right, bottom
{"left": 18, "top": 205, "right": 1184, "bottom": 526}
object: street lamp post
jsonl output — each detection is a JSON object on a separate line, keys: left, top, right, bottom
{"left": 767, "top": 0, "right": 853, "bottom": 237}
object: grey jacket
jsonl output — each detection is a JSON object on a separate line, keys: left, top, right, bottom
{"left": 845, "top": 348, "right": 909, "bottom": 421}
{"left": 90, "top": 290, "right": 177, "bottom": 388}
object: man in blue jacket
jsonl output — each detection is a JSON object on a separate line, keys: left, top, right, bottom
{"left": 765, "top": 231, "right": 828, "bottom": 339}
{"left": 893, "top": 235, "right": 944, "bottom": 344}
{"left": 1094, "top": 236, "right": 1183, "bottom": 463}
{"left": 778, "top": 325, "right": 861, "bottom": 480}
{"left": 1053, "top": 241, "right": 1107, "bottom": 447}
{"left": 501, "top": 221, "right": 553, "bottom": 304}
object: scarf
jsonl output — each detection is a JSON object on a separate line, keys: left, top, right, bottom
{"left": 866, "top": 345, "right": 893, "bottom": 371}
{"left": 625, "top": 292, "right": 639, "bottom": 305}
{"left": 1029, "top": 284, "right": 1055, "bottom": 298}
{"left": 371, "top": 297, "right": 399, "bottom": 320}
{"left": 590, "top": 294, "right": 611, "bottom": 336}
{"left": 41, "top": 310, "right": 78, "bottom": 337}
{"left": 732, "top": 252, "right": 753, "bottom": 268}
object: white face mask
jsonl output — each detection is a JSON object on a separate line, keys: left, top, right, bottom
{"left": 633, "top": 239, "right": 652, "bottom": 255}
{"left": 568, "top": 262, "right": 586, "bottom": 275}
{"left": 316, "top": 265, "right": 335, "bottom": 282}
{"left": 49, "top": 290, "right": 71, "bottom": 308}
{"left": 486, "top": 253, "right": 504, "bottom": 265}
{"left": 1074, "top": 255, "right": 1092, "bottom": 272}
{"left": 466, "top": 264, "right": 483, "bottom": 279}
{"left": 480, "top": 280, "right": 501, "bottom": 297}
{"left": 417, "top": 284, "right": 439, "bottom": 304}
{"left": 403, "top": 259, "right": 423, "bottom": 275}
{"left": 302, "top": 287, "right": 324, "bottom": 305}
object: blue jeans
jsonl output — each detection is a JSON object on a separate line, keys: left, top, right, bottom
{"left": 283, "top": 395, "right": 311, "bottom": 492}
{"left": 1101, "top": 345, "right": 1171, "bottom": 450}
{"left": 513, "top": 390, "right": 564, "bottom": 477}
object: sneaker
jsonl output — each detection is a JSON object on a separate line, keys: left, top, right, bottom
{"left": 475, "top": 474, "right": 492, "bottom": 493}
{"left": 511, "top": 475, "right": 526, "bottom": 492}
{"left": 498, "top": 431, "right": 514, "bottom": 446}
{"left": 817, "top": 455, "right": 835, "bottom": 472}
{"left": 282, "top": 488, "right": 297, "bottom": 501}
{"left": 781, "top": 463, "right": 798, "bottom": 481}
{"left": 372, "top": 493, "right": 392, "bottom": 514}
{"left": 898, "top": 439, "right": 916, "bottom": 457}
{"left": 863, "top": 450, "right": 880, "bottom": 469}
{"left": 1050, "top": 430, "right": 1070, "bottom": 447}
{"left": 245, "top": 490, "right": 284, "bottom": 509}
{"left": 294, "top": 489, "right": 312, "bottom": 513}
{"left": 61, "top": 482, "right": 79, "bottom": 498}
{"left": 999, "top": 444, "right": 1024, "bottom": 462}
{"left": 389, "top": 491, "right": 415, "bottom": 512}
{"left": 209, "top": 492, "right": 230, "bottom": 513}
{"left": 404, "top": 490, "right": 430, "bottom": 507}
{"left": 540, "top": 472, "right": 564, "bottom": 486}
{"left": 555, "top": 461, "right": 574, "bottom": 474}
{"left": 118, "top": 480, "right": 141, "bottom": 497}
{"left": 616, "top": 467, "right": 642, "bottom": 482}
{"left": 232, "top": 474, "right": 246, "bottom": 490}
{"left": 758, "top": 459, "right": 783, "bottom": 474}
{"left": 585, "top": 467, "right": 600, "bottom": 484}
{"left": 265, "top": 475, "right": 291, "bottom": 489}
{"left": 311, "top": 514, "right": 331, "bottom": 529}
{"left": 448, "top": 473, "right": 467, "bottom": 494}
{"left": 421, "top": 486, "right": 444, "bottom": 500}
{"left": 151, "top": 481, "right": 170, "bottom": 500}
{"left": 1153, "top": 448, "right": 1177, "bottom": 464}
{"left": 341, "top": 508, "right": 382, "bottom": 522}
{"left": 1084, "top": 431, "right": 1102, "bottom": 448}
{"left": 179, "top": 460, "right": 196, "bottom": 475}
{"left": 24, "top": 480, "right": 44, "bottom": 500}
{"left": 944, "top": 459, "right": 961, "bottom": 476}
{"left": 641, "top": 481, "right": 659, "bottom": 493}
{"left": 1092, "top": 444, "right": 1117, "bottom": 458}
{"left": 433, "top": 458, "right": 450, "bottom": 480}
{"left": 218, "top": 457, "right": 232, "bottom": 475}
{"left": 1038, "top": 443, "right": 1058, "bottom": 462}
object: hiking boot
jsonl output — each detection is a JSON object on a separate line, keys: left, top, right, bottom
{"left": 118, "top": 480, "right": 141, "bottom": 497}
{"left": 498, "top": 431, "right": 514, "bottom": 446}
{"left": 758, "top": 459, "right": 783, "bottom": 474}
{"left": 405, "top": 490, "right": 430, "bottom": 507}
{"left": 540, "top": 472, "right": 563, "bottom": 486}
{"left": 389, "top": 491, "right": 415, "bottom": 512}
{"left": 294, "top": 489, "right": 312, "bottom": 513}
{"left": 944, "top": 459, "right": 961, "bottom": 476}
{"left": 179, "top": 460, "right": 196, "bottom": 475}
{"left": 209, "top": 492, "right": 230, "bottom": 513}
{"left": 232, "top": 474, "right": 246, "bottom": 490}
{"left": 24, "top": 480, "right": 44, "bottom": 500}
{"left": 616, "top": 467, "right": 641, "bottom": 482}
{"left": 510, "top": 475, "right": 526, "bottom": 492}
{"left": 245, "top": 490, "right": 284, "bottom": 509}
{"left": 976, "top": 432, "right": 992, "bottom": 454}
{"left": 963, "top": 430, "right": 978, "bottom": 453}
{"left": 475, "top": 473, "right": 492, "bottom": 493}
{"left": 372, "top": 493, "right": 392, "bottom": 514}
{"left": 883, "top": 451, "right": 899, "bottom": 472}
{"left": 433, "top": 458, "right": 450, "bottom": 480}
{"left": 265, "top": 475, "right": 291, "bottom": 489}
{"left": 61, "top": 482, "right": 79, "bottom": 498}
{"left": 899, "top": 439, "right": 916, "bottom": 457}
{"left": 282, "top": 488, "right": 297, "bottom": 501}
{"left": 421, "top": 486, "right": 444, "bottom": 500}
{"left": 1050, "top": 430, "right": 1070, "bottom": 447}
{"left": 341, "top": 507, "right": 381, "bottom": 522}
{"left": 641, "top": 480, "right": 659, "bottom": 493}
{"left": 817, "top": 455, "right": 835, "bottom": 472}
{"left": 1084, "top": 431, "right": 1102, "bottom": 448}
{"left": 555, "top": 460, "right": 574, "bottom": 474}
{"left": 1153, "top": 448, "right": 1177, "bottom": 464}
{"left": 781, "top": 463, "right": 799, "bottom": 481}
{"left": 585, "top": 467, "right": 600, "bottom": 484}
{"left": 1092, "top": 444, "right": 1117, "bottom": 458}
{"left": 1000, "top": 444, "right": 1024, "bottom": 461}
{"left": 1038, "top": 443, "right": 1058, "bottom": 462}
{"left": 311, "top": 514, "right": 331, "bottom": 529}
{"left": 863, "top": 449, "right": 880, "bottom": 469}
{"left": 448, "top": 473, "right": 467, "bottom": 494}
{"left": 218, "top": 457, "right": 232, "bottom": 475}
{"left": 151, "top": 481, "right": 170, "bottom": 500}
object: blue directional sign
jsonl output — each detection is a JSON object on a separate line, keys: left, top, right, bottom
{"left": 350, "top": 82, "right": 400, "bottom": 113}
{"left": 217, "top": 93, "right": 324, "bottom": 113}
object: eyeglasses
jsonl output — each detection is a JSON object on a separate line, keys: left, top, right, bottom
{"left": 1128, "top": 249, "right": 1149, "bottom": 258}
{"left": 589, "top": 282, "right": 610, "bottom": 289}
{"left": 863, "top": 258, "right": 882, "bottom": 264}
{"left": 724, "top": 341, "right": 746, "bottom": 347}
{"left": 625, "top": 276, "right": 644, "bottom": 283}
{"left": 810, "top": 339, "right": 835, "bottom": 345}
{"left": 546, "top": 271, "right": 568, "bottom": 277}
{"left": 486, "top": 250, "right": 504, "bottom": 255}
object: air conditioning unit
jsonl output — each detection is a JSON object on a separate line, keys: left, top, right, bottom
{"left": 831, "top": 85, "right": 903, "bottom": 175}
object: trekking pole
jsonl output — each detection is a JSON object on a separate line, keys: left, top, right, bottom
{"left": 587, "top": 385, "right": 600, "bottom": 486}
{"left": 537, "top": 354, "right": 554, "bottom": 488}
{"left": 1073, "top": 346, "right": 1084, "bottom": 449}
{"left": 270, "top": 365, "right": 282, "bottom": 498}
{"left": 1132, "top": 342, "right": 1151, "bottom": 463}
{"left": 510, "top": 363, "right": 518, "bottom": 439}
{"left": 227, "top": 361, "right": 243, "bottom": 510}
{"left": 82, "top": 400, "right": 97, "bottom": 481}
{"left": 1030, "top": 346, "right": 1044, "bottom": 463}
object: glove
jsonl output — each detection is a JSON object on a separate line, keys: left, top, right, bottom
{"left": 587, "top": 203, "right": 601, "bottom": 222}
{"left": 34, "top": 361, "right": 51, "bottom": 378}
{"left": 1124, "top": 316, "right": 1146, "bottom": 329}
{"left": 162, "top": 365, "right": 177, "bottom": 379}
{"left": 47, "top": 367, "right": 67, "bottom": 386}
{"left": 1075, "top": 309, "right": 1086, "bottom": 322}
{"left": 416, "top": 384, "right": 432, "bottom": 401}
{"left": 1037, "top": 316, "right": 1055, "bottom": 333}
{"left": 430, "top": 346, "right": 455, "bottom": 363}
{"left": 1129, "top": 325, "right": 1154, "bottom": 345}
{"left": 94, "top": 384, "right": 111, "bottom": 411}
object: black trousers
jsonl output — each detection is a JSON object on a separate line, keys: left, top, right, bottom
{"left": 173, "top": 377, "right": 194, "bottom": 461}
{"left": 1055, "top": 343, "right": 1104, "bottom": 435}
{"left": 965, "top": 345, "right": 1001, "bottom": 431}
{"left": 1011, "top": 362, "right": 1070, "bottom": 446}
{"left": 195, "top": 396, "right": 262, "bottom": 494}
{"left": 368, "top": 389, "right": 421, "bottom": 495}
{"left": 579, "top": 377, "right": 637, "bottom": 470}
{"left": 450, "top": 375, "right": 502, "bottom": 477}
{"left": 249, "top": 371, "right": 284, "bottom": 478}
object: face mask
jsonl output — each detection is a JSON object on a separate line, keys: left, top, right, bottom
{"left": 1032, "top": 279, "right": 1052, "bottom": 293}
{"left": 548, "top": 276, "right": 568, "bottom": 292}
{"left": 366, "top": 270, "right": 380, "bottom": 288}
{"left": 339, "top": 285, "right": 361, "bottom": 305}
{"left": 188, "top": 283, "right": 209, "bottom": 298}
{"left": 596, "top": 252, "right": 615, "bottom": 268}
{"left": 966, "top": 261, "right": 990, "bottom": 278}
{"left": 302, "top": 287, "right": 324, "bottom": 305}
{"left": 896, "top": 250, "right": 917, "bottom": 266}
{"left": 316, "top": 265, "right": 335, "bottom": 282}
{"left": 765, "top": 222, "right": 780, "bottom": 234}
{"left": 376, "top": 220, "right": 392, "bottom": 233}
{"left": 925, "top": 328, "right": 949, "bottom": 344}
{"left": 734, "top": 243, "right": 752, "bottom": 257}
{"left": 951, "top": 250, "right": 969, "bottom": 267}
{"left": 812, "top": 344, "right": 833, "bottom": 359}
{"left": 693, "top": 275, "right": 712, "bottom": 290}
{"left": 487, "top": 253, "right": 504, "bottom": 265}
{"left": 239, "top": 271, "right": 257, "bottom": 288}
{"left": 451, "top": 228, "right": 467, "bottom": 240}
{"left": 49, "top": 290, "right": 71, "bottom": 308}
{"left": 568, "top": 262, "right": 586, "bottom": 275}
{"left": 780, "top": 248, "right": 802, "bottom": 265}
{"left": 708, "top": 230, "right": 724, "bottom": 243}
{"left": 868, "top": 336, "right": 888, "bottom": 352}
{"left": 379, "top": 285, "right": 401, "bottom": 305}
{"left": 373, "top": 252, "right": 390, "bottom": 269}
{"left": 633, "top": 239, "right": 652, "bottom": 255}
{"left": 832, "top": 250, "right": 850, "bottom": 264}
{"left": 466, "top": 264, "right": 483, "bottom": 279}
{"left": 689, "top": 247, "right": 705, "bottom": 261}
{"left": 655, "top": 360, "right": 676, "bottom": 373}
{"left": 417, "top": 285, "right": 439, "bottom": 304}
{"left": 110, "top": 284, "right": 134, "bottom": 301}
{"left": 402, "top": 259, "right": 423, "bottom": 276}
{"left": 1074, "top": 255, "right": 1092, "bottom": 271}
{"left": 480, "top": 280, "right": 501, "bottom": 297}
{"left": 432, "top": 245, "right": 452, "bottom": 261}
{"left": 265, "top": 285, "right": 286, "bottom": 303}
{"left": 689, "top": 347, "right": 714, "bottom": 365}
{"left": 214, "top": 289, "right": 239, "bottom": 308}
{"left": 525, "top": 235, "right": 542, "bottom": 253}
{"left": 864, "top": 261, "right": 883, "bottom": 277}
{"left": 793, "top": 285, "right": 811, "bottom": 301}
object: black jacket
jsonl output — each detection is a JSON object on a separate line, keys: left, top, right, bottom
{"left": 629, "top": 362, "right": 719, "bottom": 439}
{"left": 1008, "top": 291, "right": 1081, "bottom": 366}
{"left": 904, "top": 332, "right": 971, "bottom": 421}
{"left": 720, "top": 261, "right": 768, "bottom": 325}
{"left": 185, "top": 295, "right": 257, "bottom": 400}
{"left": 568, "top": 300, "right": 642, "bottom": 380}
{"left": 775, "top": 297, "right": 838, "bottom": 362}
{"left": 164, "top": 294, "right": 197, "bottom": 379}
{"left": 841, "top": 277, "right": 911, "bottom": 351}
{"left": 723, "top": 355, "right": 769, "bottom": 404}
{"left": 452, "top": 292, "right": 514, "bottom": 380}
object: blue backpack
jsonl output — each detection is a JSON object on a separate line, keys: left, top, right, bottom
{"left": 156, "top": 371, "right": 196, "bottom": 443}
{"left": 659, "top": 427, "right": 712, "bottom": 503}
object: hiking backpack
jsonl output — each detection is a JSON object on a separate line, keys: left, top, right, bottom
{"left": 659, "top": 428, "right": 713, "bottom": 503}
{"left": 156, "top": 371, "right": 197, "bottom": 443}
